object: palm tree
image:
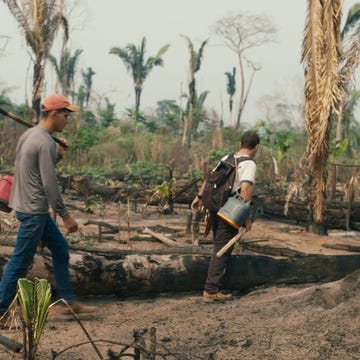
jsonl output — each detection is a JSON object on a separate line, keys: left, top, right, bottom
{"left": 3, "top": 0, "right": 68, "bottom": 123}
{"left": 48, "top": 48, "right": 83, "bottom": 97}
{"left": 302, "top": 0, "right": 343, "bottom": 234}
{"left": 82, "top": 67, "right": 96, "bottom": 107}
{"left": 109, "top": 36, "right": 170, "bottom": 122}
{"left": 225, "top": 67, "right": 236, "bottom": 125}
{"left": 182, "top": 90, "right": 209, "bottom": 133}
{"left": 181, "top": 36, "right": 208, "bottom": 149}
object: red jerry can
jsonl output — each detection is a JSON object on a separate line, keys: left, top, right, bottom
{"left": 0, "top": 175, "right": 13, "bottom": 213}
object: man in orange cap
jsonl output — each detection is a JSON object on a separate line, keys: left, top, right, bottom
{"left": 0, "top": 94, "right": 95, "bottom": 323}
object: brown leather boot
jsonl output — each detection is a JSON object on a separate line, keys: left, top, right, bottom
{"left": 51, "top": 301, "right": 96, "bottom": 316}
{"left": 203, "top": 290, "right": 233, "bottom": 302}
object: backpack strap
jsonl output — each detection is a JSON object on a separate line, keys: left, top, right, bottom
{"left": 235, "top": 156, "right": 256, "bottom": 165}
{"left": 225, "top": 154, "right": 256, "bottom": 167}
{"left": 217, "top": 153, "right": 255, "bottom": 188}
{"left": 233, "top": 156, "right": 256, "bottom": 193}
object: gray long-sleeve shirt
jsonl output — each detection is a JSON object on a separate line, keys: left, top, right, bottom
{"left": 9, "top": 126, "right": 68, "bottom": 216}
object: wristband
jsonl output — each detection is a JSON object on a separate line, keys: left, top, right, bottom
{"left": 197, "top": 194, "right": 202, "bottom": 199}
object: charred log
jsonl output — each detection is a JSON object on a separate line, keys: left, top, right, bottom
{"left": 0, "top": 251, "right": 359, "bottom": 298}
{"left": 256, "top": 187, "right": 360, "bottom": 231}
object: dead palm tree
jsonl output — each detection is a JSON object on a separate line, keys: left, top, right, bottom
{"left": 48, "top": 48, "right": 83, "bottom": 97}
{"left": 225, "top": 67, "right": 236, "bottom": 125}
{"left": 181, "top": 35, "right": 208, "bottom": 149}
{"left": 109, "top": 36, "right": 170, "bottom": 123}
{"left": 3, "top": 0, "right": 69, "bottom": 123}
{"left": 302, "top": 0, "right": 343, "bottom": 234}
{"left": 82, "top": 67, "right": 96, "bottom": 107}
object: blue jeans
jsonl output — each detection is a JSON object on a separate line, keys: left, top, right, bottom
{"left": 0, "top": 212, "right": 74, "bottom": 314}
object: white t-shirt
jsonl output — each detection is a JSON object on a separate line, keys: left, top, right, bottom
{"left": 219, "top": 154, "right": 257, "bottom": 192}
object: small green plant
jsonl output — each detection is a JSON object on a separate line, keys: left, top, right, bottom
{"left": 67, "top": 234, "right": 80, "bottom": 244}
{"left": 143, "top": 178, "right": 176, "bottom": 216}
{"left": 16, "top": 278, "right": 52, "bottom": 360}
{"left": 84, "top": 194, "right": 102, "bottom": 213}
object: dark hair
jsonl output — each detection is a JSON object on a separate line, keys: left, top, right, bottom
{"left": 240, "top": 131, "right": 260, "bottom": 149}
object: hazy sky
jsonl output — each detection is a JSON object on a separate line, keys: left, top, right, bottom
{"left": 0, "top": 0, "right": 359, "bottom": 126}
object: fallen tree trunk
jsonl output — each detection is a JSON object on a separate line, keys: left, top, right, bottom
{"left": 1, "top": 252, "right": 359, "bottom": 297}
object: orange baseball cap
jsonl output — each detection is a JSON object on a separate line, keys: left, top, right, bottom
{"left": 42, "top": 94, "right": 80, "bottom": 112}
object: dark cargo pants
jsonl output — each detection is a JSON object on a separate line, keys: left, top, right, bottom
{"left": 204, "top": 212, "right": 238, "bottom": 293}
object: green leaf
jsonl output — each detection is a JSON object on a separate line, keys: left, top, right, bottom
{"left": 17, "top": 278, "right": 35, "bottom": 324}
{"left": 34, "top": 279, "right": 52, "bottom": 345}
{"left": 17, "top": 278, "right": 53, "bottom": 350}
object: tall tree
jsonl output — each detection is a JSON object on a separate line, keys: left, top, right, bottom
{"left": 302, "top": 0, "right": 343, "bottom": 234}
{"left": 48, "top": 48, "right": 83, "bottom": 97}
{"left": 99, "top": 97, "right": 116, "bottom": 128}
{"left": 81, "top": 66, "right": 96, "bottom": 107}
{"left": 156, "top": 99, "right": 181, "bottom": 132}
{"left": 3, "top": 0, "right": 68, "bottom": 123}
{"left": 109, "top": 37, "right": 169, "bottom": 122}
{"left": 214, "top": 12, "right": 276, "bottom": 129}
{"left": 224, "top": 67, "right": 236, "bottom": 125}
{"left": 182, "top": 90, "right": 209, "bottom": 133}
{"left": 181, "top": 35, "right": 208, "bottom": 149}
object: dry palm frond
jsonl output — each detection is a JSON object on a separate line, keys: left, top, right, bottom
{"left": 4, "top": 0, "right": 68, "bottom": 121}
{"left": 5, "top": 0, "right": 67, "bottom": 53}
{"left": 303, "top": 0, "right": 343, "bottom": 164}
{"left": 0, "top": 296, "right": 22, "bottom": 331}
{"left": 302, "top": 0, "right": 343, "bottom": 223}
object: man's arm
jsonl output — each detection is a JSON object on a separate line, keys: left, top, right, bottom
{"left": 54, "top": 138, "right": 78, "bottom": 233}
{"left": 191, "top": 181, "right": 206, "bottom": 213}
{"left": 39, "top": 140, "right": 78, "bottom": 234}
{"left": 38, "top": 142, "right": 68, "bottom": 215}
{"left": 239, "top": 181, "right": 253, "bottom": 200}
{"left": 239, "top": 181, "right": 254, "bottom": 231}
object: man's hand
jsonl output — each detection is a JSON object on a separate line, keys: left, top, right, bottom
{"left": 191, "top": 196, "right": 201, "bottom": 213}
{"left": 61, "top": 213, "right": 78, "bottom": 234}
{"left": 56, "top": 138, "right": 70, "bottom": 156}
{"left": 244, "top": 217, "right": 252, "bottom": 232}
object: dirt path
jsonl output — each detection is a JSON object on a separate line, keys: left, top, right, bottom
{"left": 2, "top": 270, "right": 360, "bottom": 360}
{"left": 1, "top": 198, "right": 360, "bottom": 359}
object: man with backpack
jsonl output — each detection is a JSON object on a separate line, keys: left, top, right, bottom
{"left": 191, "top": 130, "right": 260, "bottom": 302}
